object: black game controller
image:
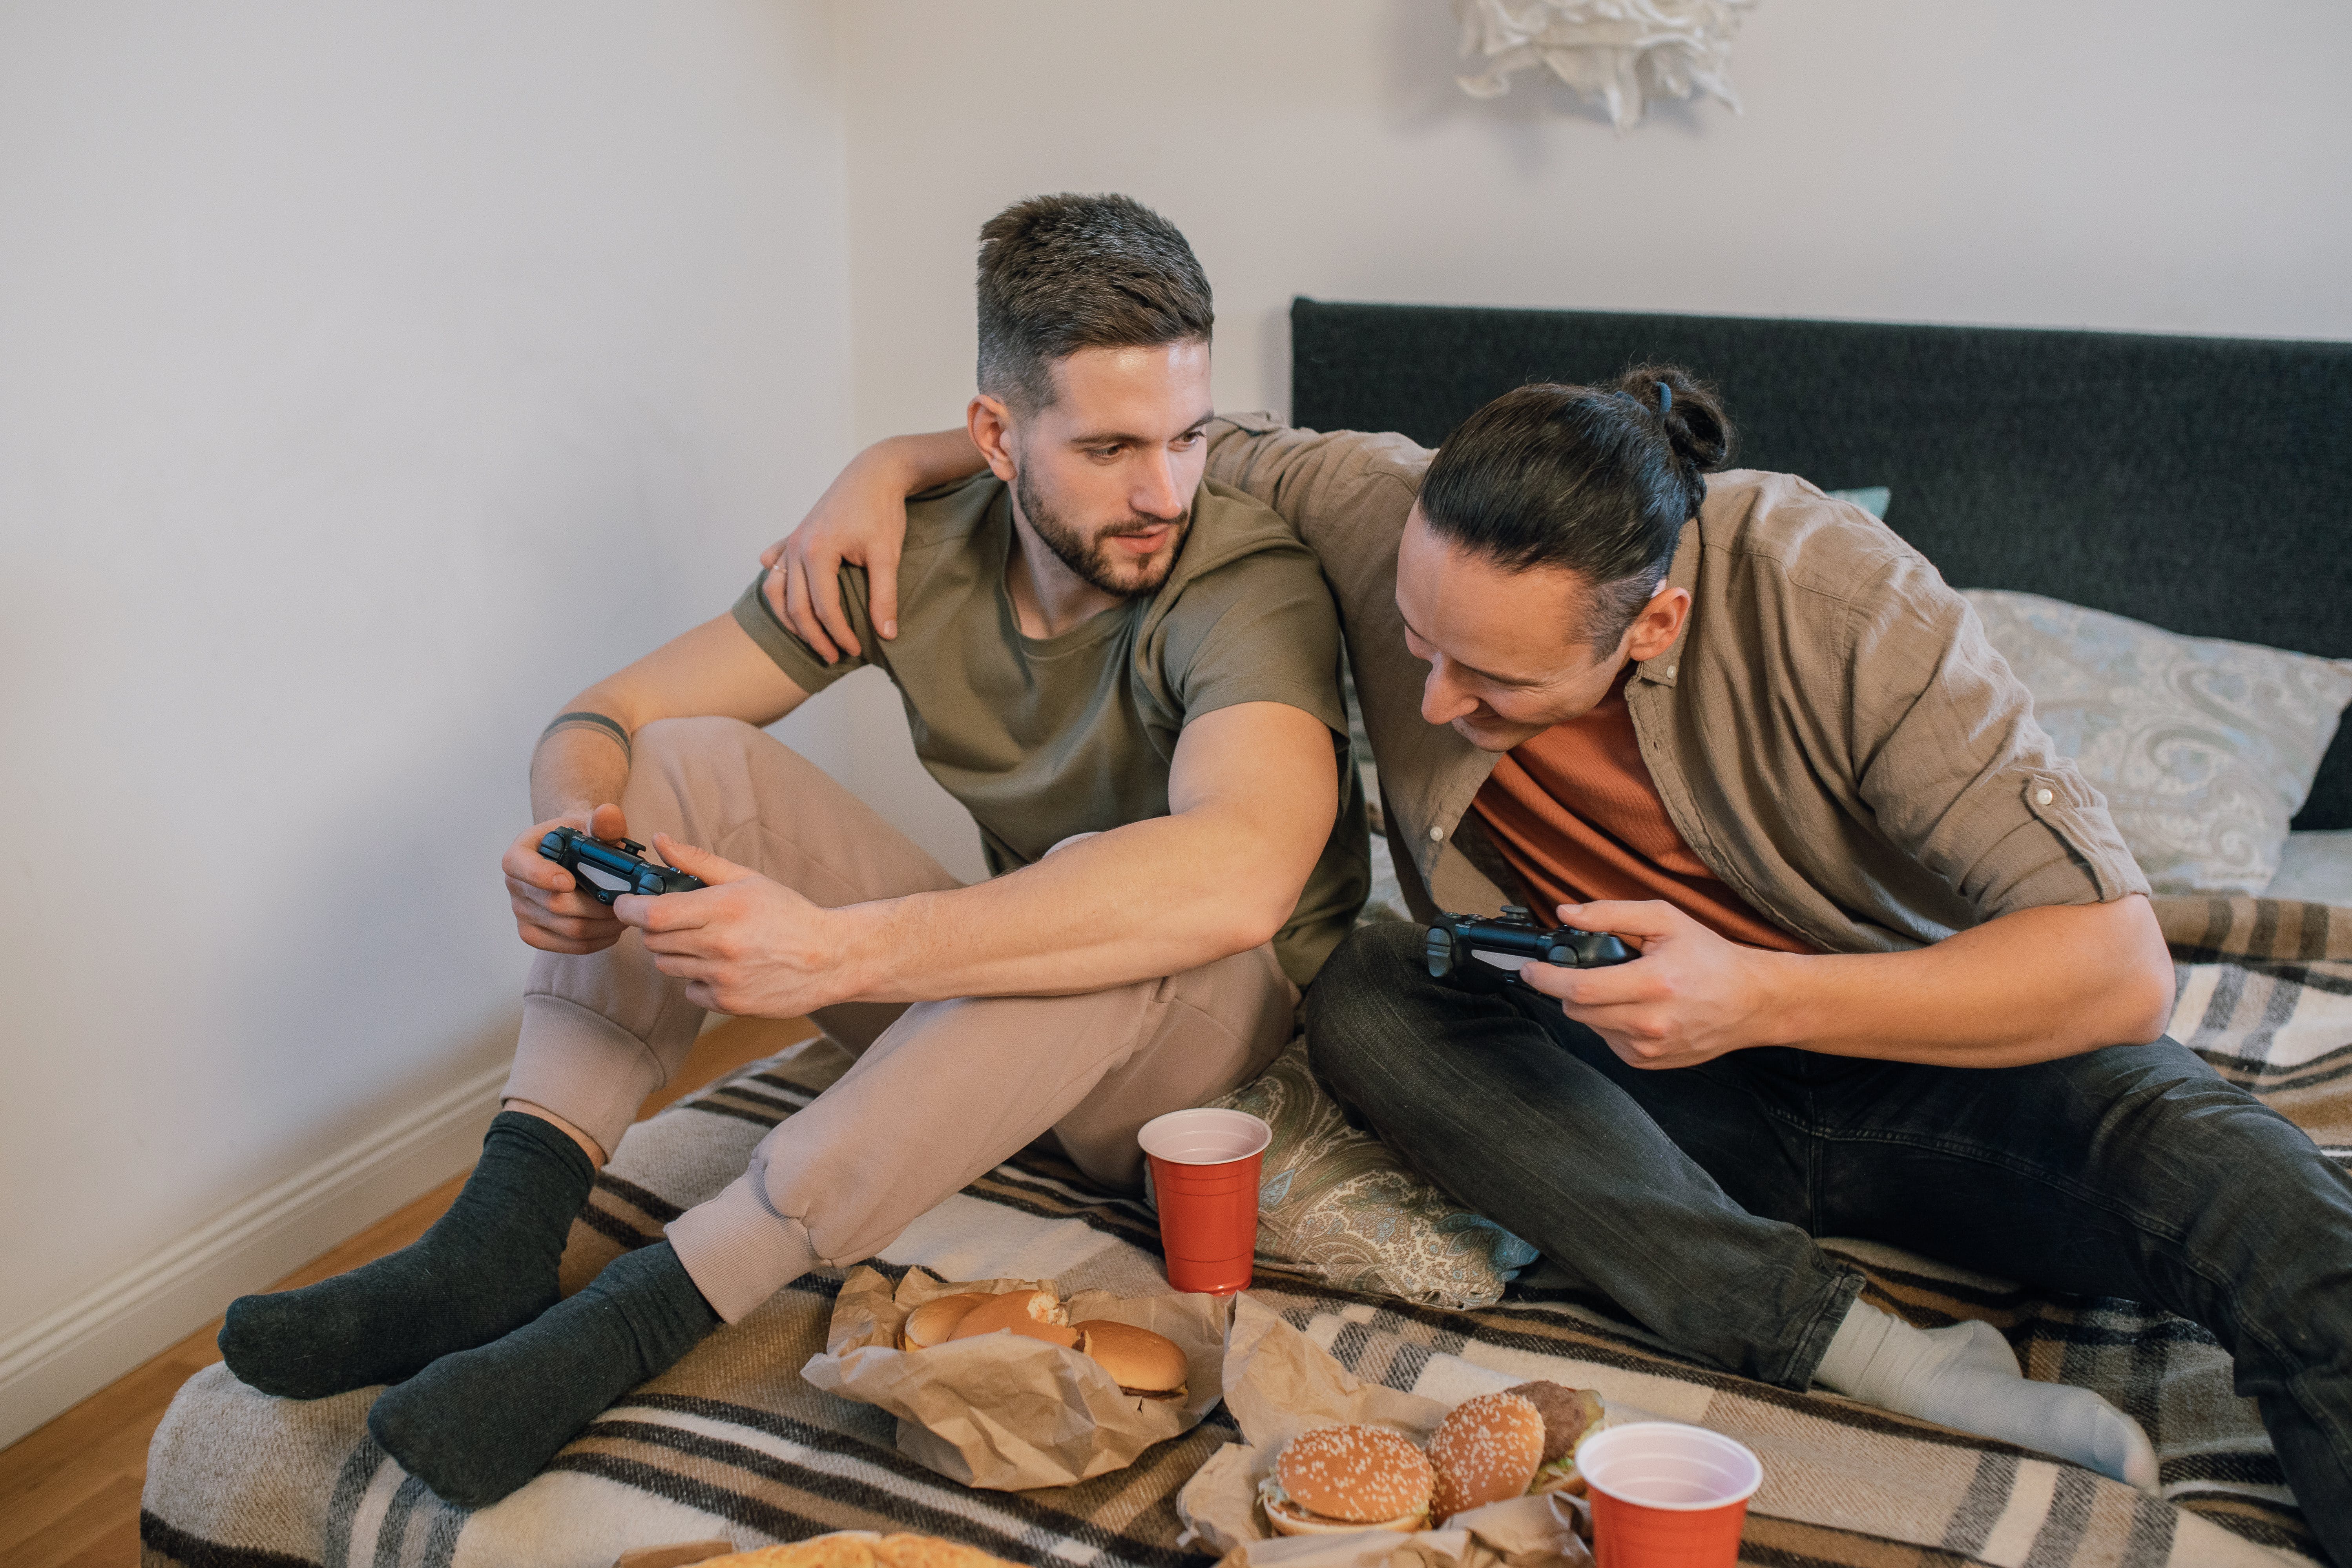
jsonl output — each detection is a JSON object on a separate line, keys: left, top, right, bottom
{"left": 538, "top": 826, "right": 707, "bottom": 904}
{"left": 1424, "top": 905, "right": 1638, "bottom": 992}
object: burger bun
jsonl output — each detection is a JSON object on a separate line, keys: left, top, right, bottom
{"left": 1263, "top": 1497, "right": 1431, "bottom": 1538}
{"left": 898, "top": 1293, "right": 993, "bottom": 1351}
{"left": 1266, "top": 1424, "right": 1435, "bottom": 1536}
{"left": 1075, "top": 1320, "right": 1188, "bottom": 1401}
{"left": 947, "top": 1289, "right": 1083, "bottom": 1351}
{"left": 1427, "top": 1392, "right": 1547, "bottom": 1519}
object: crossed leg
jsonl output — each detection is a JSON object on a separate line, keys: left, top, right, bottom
{"left": 224, "top": 717, "right": 1296, "bottom": 1506}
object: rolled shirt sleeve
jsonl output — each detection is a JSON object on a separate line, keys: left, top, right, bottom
{"left": 1847, "top": 550, "right": 2149, "bottom": 916}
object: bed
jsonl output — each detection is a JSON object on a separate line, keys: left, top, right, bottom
{"left": 142, "top": 307, "right": 2352, "bottom": 1568}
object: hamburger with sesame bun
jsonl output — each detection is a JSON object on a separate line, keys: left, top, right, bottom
{"left": 1257, "top": 1424, "right": 1436, "bottom": 1536}
{"left": 1427, "top": 1383, "right": 1608, "bottom": 1520}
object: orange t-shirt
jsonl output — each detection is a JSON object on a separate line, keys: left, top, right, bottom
{"left": 1469, "top": 668, "right": 1816, "bottom": 954}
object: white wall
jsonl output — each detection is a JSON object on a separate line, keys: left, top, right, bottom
{"left": 0, "top": 1, "right": 861, "bottom": 1441}
{"left": 833, "top": 0, "right": 2352, "bottom": 438}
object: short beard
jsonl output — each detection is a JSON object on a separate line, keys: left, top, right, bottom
{"left": 1014, "top": 465, "right": 1189, "bottom": 599}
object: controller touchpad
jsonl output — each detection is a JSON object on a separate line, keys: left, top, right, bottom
{"left": 576, "top": 863, "right": 631, "bottom": 894}
{"left": 1471, "top": 949, "right": 1532, "bottom": 973}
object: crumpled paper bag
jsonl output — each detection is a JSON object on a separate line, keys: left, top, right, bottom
{"left": 1177, "top": 1296, "right": 1593, "bottom": 1568}
{"left": 801, "top": 1266, "right": 1231, "bottom": 1490}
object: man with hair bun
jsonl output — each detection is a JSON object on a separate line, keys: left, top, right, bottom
{"left": 775, "top": 363, "right": 2352, "bottom": 1552}
{"left": 213, "top": 193, "right": 1367, "bottom": 1507}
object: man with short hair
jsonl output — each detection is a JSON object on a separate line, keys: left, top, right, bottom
{"left": 217, "top": 193, "right": 1365, "bottom": 1508}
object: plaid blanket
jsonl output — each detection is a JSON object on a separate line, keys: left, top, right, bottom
{"left": 141, "top": 897, "right": 2352, "bottom": 1568}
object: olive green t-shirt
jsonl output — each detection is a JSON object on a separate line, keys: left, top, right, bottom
{"left": 730, "top": 473, "right": 1369, "bottom": 985}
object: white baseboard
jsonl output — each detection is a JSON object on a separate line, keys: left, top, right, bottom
{"left": 0, "top": 1061, "right": 511, "bottom": 1449}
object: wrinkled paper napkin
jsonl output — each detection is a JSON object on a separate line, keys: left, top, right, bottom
{"left": 801, "top": 1266, "right": 1232, "bottom": 1490}
{"left": 1177, "top": 1296, "right": 1594, "bottom": 1568}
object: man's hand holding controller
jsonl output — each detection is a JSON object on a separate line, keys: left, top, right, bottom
{"left": 504, "top": 798, "right": 868, "bottom": 1019}
{"left": 504, "top": 802, "right": 638, "bottom": 955}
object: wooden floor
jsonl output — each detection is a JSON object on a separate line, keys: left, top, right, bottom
{"left": 0, "top": 1016, "right": 812, "bottom": 1568}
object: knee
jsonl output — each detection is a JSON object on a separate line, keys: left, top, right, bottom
{"left": 632, "top": 716, "right": 840, "bottom": 801}
{"left": 632, "top": 714, "right": 766, "bottom": 770}
{"left": 1303, "top": 921, "right": 1429, "bottom": 1090}
{"left": 625, "top": 717, "right": 834, "bottom": 832}
{"left": 2055, "top": 1040, "right": 2307, "bottom": 1189}
{"left": 2059, "top": 1038, "right": 2231, "bottom": 1112}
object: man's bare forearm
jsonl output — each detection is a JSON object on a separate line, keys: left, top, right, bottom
{"left": 830, "top": 805, "right": 1304, "bottom": 1002}
{"left": 527, "top": 617, "right": 813, "bottom": 824}
{"left": 1754, "top": 896, "right": 2176, "bottom": 1066}
{"left": 817, "top": 702, "right": 1336, "bottom": 1001}
{"left": 530, "top": 705, "right": 631, "bottom": 821}
{"left": 876, "top": 427, "right": 985, "bottom": 490}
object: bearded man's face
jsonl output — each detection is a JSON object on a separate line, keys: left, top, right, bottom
{"left": 1013, "top": 462, "right": 1190, "bottom": 597}
{"left": 998, "top": 340, "right": 1213, "bottom": 598}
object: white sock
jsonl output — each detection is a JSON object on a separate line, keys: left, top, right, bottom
{"left": 1814, "top": 1302, "right": 2159, "bottom": 1493}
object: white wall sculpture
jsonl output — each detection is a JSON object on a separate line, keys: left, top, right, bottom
{"left": 1454, "top": 0, "right": 1757, "bottom": 132}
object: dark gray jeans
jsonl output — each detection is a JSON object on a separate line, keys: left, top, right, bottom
{"left": 1306, "top": 922, "right": 2352, "bottom": 1557}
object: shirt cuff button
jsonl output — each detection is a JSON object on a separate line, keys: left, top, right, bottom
{"left": 1428, "top": 825, "right": 1445, "bottom": 842}
{"left": 2034, "top": 787, "right": 2055, "bottom": 806}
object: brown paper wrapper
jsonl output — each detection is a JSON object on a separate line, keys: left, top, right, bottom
{"left": 1176, "top": 1296, "right": 1593, "bottom": 1568}
{"left": 800, "top": 1266, "right": 1232, "bottom": 1490}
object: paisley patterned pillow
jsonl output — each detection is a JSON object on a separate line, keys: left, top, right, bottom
{"left": 1965, "top": 590, "right": 2352, "bottom": 895}
{"left": 1208, "top": 1037, "right": 1538, "bottom": 1309}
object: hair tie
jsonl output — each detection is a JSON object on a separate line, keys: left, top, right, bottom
{"left": 1656, "top": 381, "right": 1672, "bottom": 419}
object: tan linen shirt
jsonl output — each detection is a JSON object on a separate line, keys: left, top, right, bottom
{"left": 1205, "top": 416, "right": 2148, "bottom": 955}
{"left": 733, "top": 471, "right": 1370, "bottom": 985}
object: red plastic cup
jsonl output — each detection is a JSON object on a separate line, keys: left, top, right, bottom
{"left": 1575, "top": 1422, "right": 1763, "bottom": 1568}
{"left": 1138, "top": 1108, "right": 1271, "bottom": 1295}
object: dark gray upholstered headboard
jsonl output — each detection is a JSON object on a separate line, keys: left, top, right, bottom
{"left": 1290, "top": 299, "right": 2352, "bottom": 830}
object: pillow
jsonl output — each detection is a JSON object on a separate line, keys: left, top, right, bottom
{"left": 1825, "top": 485, "right": 1890, "bottom": 519}
{"left": 2268, "top": 831, "right": 2352, "bottom": 907}
{"left": 1964, "top": 589, "right": 2352, "bottom": 895}
{"left": 1206, "top": 1037, "right": 1538, "bottom": 1309}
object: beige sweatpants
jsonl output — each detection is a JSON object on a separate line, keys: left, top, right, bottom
{"left": 502, "top": 717, "right": 1298, "bottom": 1321}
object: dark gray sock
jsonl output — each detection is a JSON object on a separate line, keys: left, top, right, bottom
{"left": 366, "top": 1240, "right": 720, "bottom": 1509}
{"left": 219, "top": 1111, "right": 594, "bottom": 1399}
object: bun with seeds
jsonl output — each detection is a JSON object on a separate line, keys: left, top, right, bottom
{"left": 946, "top": 1288, "right": 1086, "bottom": 1351}
{"left": 1258, "top": 1424, "right": 1436, "bottom": 1536}
{"left": 898, "top": 1294, "right": 994, "bottom": 1351}
{"left": 1076, "top": 1320, "right": 1188, "bottom": 1401}
{"left": 1427, "top": 1392, "right": 1547, "bottom": 1519}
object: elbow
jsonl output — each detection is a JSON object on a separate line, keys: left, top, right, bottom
{"left": 1215, "top": 873, "right": 1300, "bottom": 960}
{"left": 1221, "top": 904, "right": 1290, "bottom": 960}
{"left": 2114, "top": 958, "right": 2178, "bottom": 1046}
{"left": 2090, "top": 925, "right": 2178, "bottom": 1050}
{"left": 2118, "top": 897, "right": 2180, "bottom": 1045}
